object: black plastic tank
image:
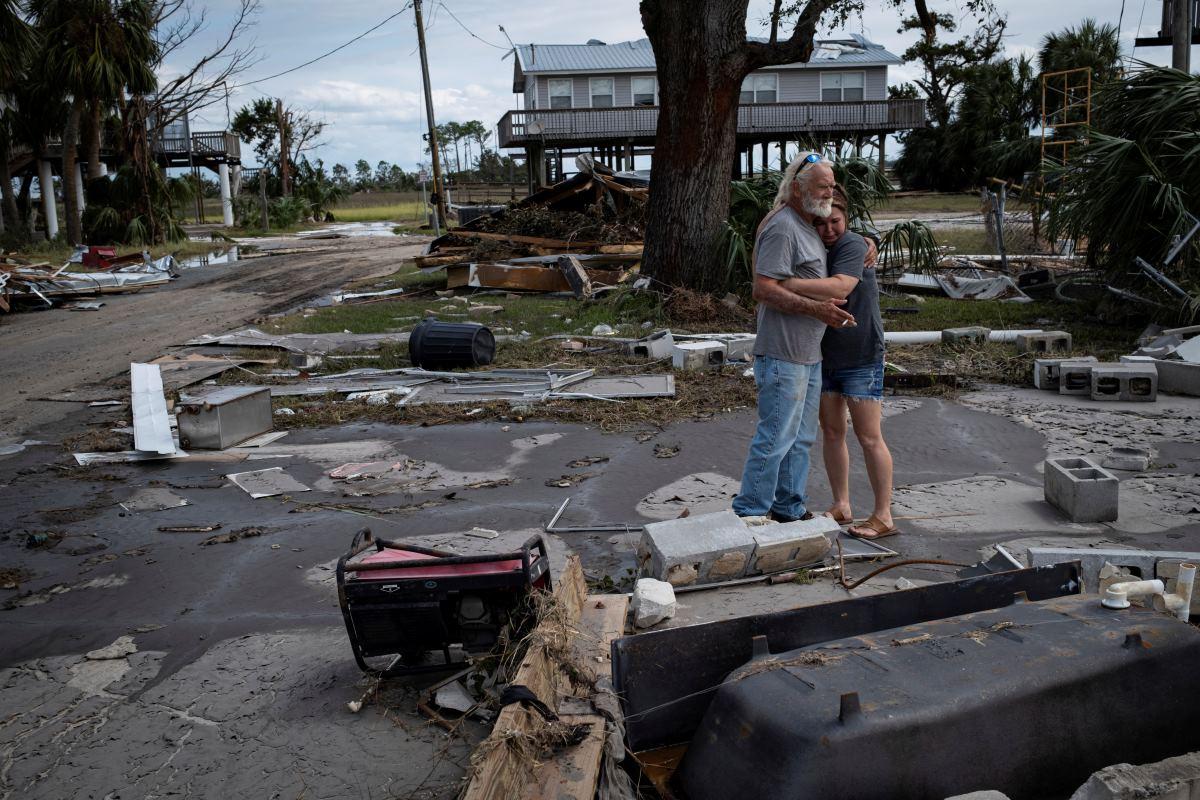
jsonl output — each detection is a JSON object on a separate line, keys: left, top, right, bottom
{"left": 678, "top": 595, "right": 1200, "bottom": 800}
{"left": 408, "top": 319, "right": 495, "bottom": 369}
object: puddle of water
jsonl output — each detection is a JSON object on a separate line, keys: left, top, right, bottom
{"left": 300, "top": 222, "right": 409, "bottom": 238}
{"left": 177, "top": 246, "right": 241, "bottom": 269}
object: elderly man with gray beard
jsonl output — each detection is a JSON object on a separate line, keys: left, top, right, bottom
{"left": 732, "top": 152, "right": 856, "bottom": 523}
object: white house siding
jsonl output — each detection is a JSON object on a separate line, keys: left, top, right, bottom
{"left": 614, "top": 75, "right": 632, "bottom": 106}
{"left": 866, "top": 66, "right": 887, "bottom": 100}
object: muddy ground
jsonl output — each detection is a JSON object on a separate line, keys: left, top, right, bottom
{"left": 1, "top": 232, "right": 1198, "bottom": 799}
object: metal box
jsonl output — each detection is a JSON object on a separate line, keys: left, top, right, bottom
{"left": 177, "top": 386, "right": 272, "bottom": 450}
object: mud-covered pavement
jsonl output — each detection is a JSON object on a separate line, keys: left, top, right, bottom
{"left": 1, "top": 233, "right": 1199, "bottom": 799}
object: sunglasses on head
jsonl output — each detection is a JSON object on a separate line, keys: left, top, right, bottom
{"left": 798, "top": 153, "right": 822, "bottom": 168}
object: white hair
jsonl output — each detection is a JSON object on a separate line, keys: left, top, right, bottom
{"left": 772, "top": 151, "right": 832, "bottom": 210}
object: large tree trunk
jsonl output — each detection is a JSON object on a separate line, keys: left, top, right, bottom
{"left": 86, "top": 100, "right": 104, "bottom": 180}
{"left": 62, "top": 96, "right": 83, "bottom": 244}
{"left": 640, "top": 0, "right": 750, "bottom": 291}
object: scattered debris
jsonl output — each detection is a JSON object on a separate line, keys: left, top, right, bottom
{"left": 177, "top": 386, "right": 273, "bottom": 450}
{"left": 118, "top": 487, "right": 191, "bottom": 513}
{"left": 653, "top": 443, "right": 680, "bottom": 459}
{"left": 545, "top": 472, "right": 597, "bottom": 488}
{"left": 130, "top": 363, "right": 176, "bottom": 456}
{"left": 158, "top": 524, "right": 222, "bottom": 533}
{"left": 226, "top": 467, "right": 311, "bottom": 498}
{"left": 200, "top": 526, "right": 267, "bottom": 545}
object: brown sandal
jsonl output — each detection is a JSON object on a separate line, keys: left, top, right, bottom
{"left": 822, "top": 510, "right": 853, "bottom": 525}
{"left": 848, "top": 515, "right": 900, "bottom": 540}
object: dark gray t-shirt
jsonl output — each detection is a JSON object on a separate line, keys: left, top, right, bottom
{"left": 752, "top": 207, "right": 828, "bottom": 365}
{"left": 821, "top": 231, "right": 885, "bottom": 370}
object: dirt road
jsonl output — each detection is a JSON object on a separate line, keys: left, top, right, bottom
{"left": 0, "top": 235, "right": 428, "bottom": 442}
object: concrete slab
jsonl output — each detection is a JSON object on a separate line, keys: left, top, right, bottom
{"left": 1069, "top": 751, "right": 1200, "bottom": 800}
{"left": 639, "top": 510, "right": 755, "bottom": 586}
{"left": 635, "top": 472, "right": 740, "bottom": 520}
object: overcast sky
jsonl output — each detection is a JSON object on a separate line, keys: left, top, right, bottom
{"left": 173, "top": 0, "right": 1184, "bottom": 171}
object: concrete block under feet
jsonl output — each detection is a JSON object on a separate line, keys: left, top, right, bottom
{"left": 1017, "top": 331, "right": 1072, "bottom": 354}
{"left": 672, "top": 341, "right": 727, "bottom": 371}
{"left": 750, "top": 516, "right": 838, "bottom": 573}
{"left": 1034, "top": 356, "right": 1097, "bottom": 391}
{"left": 1044, "top": 456, "right": 1119, "bottom": 522}
{"left": 1091, "top": 362, "right": 1157, "bottom": 402}
{"left": 639, "top": 510, "right": 755, "bottom": 586}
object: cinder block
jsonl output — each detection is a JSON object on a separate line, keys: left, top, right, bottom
{"left": 1017, "top": 331, "right": 1072, "bottom": 354}
{"left": 1043, "top": 456, "right": 1119, "bottom": 522}
{"left": 624, "top": 330, "right": 675, "bottom": 359}
{"left": 1101, "top": 446, "right": 1151, "bottom": 471}
{"left": 1156, "top": 559, "right": 1200, "bottom": 617}
{"left": 750, "top": 516, "right": 838, "bottom": 573}
{"left": 639, "top": 510, "right": 755, "bottom": 586}
{"left": 1059, "top": 361, "right": 1100, "bottom": 395}
{"left": 1029, "top": 546, "right": 1200, "bottom": 593}
{"left": 1155, "top": 359, "right": 1200, "bottom": 397}
{"left": 1034, "top": 356, "right": 1097, "bottom": 390}
{"left": 677, "top": 334, "right": 757, "bottom": 361}
{"left": 942, "top": 326, "right": 991, "bottom": 345}
{"left": 1070, "top": 751, "right": 1200, "bottom": 800}
{"left": 1090, "top": 362, "right": 1157, "bottom": 402}
{"left": 1119, "top": 355, "right": 1156, "bottom": 364}
{"left": 672, "top": 341, "right": 727, "bottom": 371}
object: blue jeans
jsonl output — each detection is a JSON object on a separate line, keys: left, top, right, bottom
{"left": 732, "top": 355, "right": 822, "bottom": 519}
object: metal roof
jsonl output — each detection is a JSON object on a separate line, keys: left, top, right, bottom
{"left": 514, "top": 34, "right": 902, "bottom": 76}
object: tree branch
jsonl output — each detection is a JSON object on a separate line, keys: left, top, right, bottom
{"left": 744, "top": 0, "right": 854, "bottom": 70}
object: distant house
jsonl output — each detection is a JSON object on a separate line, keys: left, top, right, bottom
{"left": 499, "top": 35, "right": 926, "bottom": 186}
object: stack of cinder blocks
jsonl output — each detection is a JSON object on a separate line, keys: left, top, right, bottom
{"left": 1031, "top": 357, "right": 1157, "bottom": 401}
{"left": 638, "top": 509, "right": 837, "bottom": 587}
{"left": 1043, "top": 456, "right": 1119, "bottom": 522}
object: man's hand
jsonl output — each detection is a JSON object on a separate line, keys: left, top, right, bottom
{"left": 812, "top": 298, "right": 855, "bottom": 327}
{"left": 864, "top": 237, "right": 878, "bottom": 269}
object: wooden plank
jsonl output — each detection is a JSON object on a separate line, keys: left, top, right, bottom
{"left": 520, "top": 594, "right": 629, "bottom": 800}
{"left": 447, "top": 230, "right": 604, "bottom": 249}
{"left": 463, "top": 557, "right": 588, "bottom": 800}
{"left": 633, "top": 744, "right": 689, "bottom": 799}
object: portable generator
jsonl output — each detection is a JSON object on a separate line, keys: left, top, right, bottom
{"left": 335, "top": 528, "right": 551, "bottom": 675}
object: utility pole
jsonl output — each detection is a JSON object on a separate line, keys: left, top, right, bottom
{"left": 413, "top": 0, "right": 449, "bottom": 229}
{"left": 1172, "top": 0, "right": 1193, "bottom": 72}
{"left": 276, "top": 98, "right": 291, "bottom": 197}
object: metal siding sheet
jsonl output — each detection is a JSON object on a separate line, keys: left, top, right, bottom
{"left": 573, "top": 76, "right": 589, "bottom": 108}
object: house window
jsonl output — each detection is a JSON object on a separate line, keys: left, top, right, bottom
{"left": 589, "top": 77, "right": 614, "bottom": 108}
{"left": 739, "top": 73, "right": 778, "bottom": 104}
{"left": 549, "top": 78, "right": 572, "bottom": 109}
{"left": 821, "top": 72, "right": 865, "bottom": 102}
{"left": 632, "top": 76, "right": 657, "bottom": 106}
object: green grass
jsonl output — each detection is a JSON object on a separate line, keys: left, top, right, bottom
{"left": 876, "top": 192, "right": 982, "bottom": 217}
{"left": 332, "top": 202, "right": 425, "bottom": 223}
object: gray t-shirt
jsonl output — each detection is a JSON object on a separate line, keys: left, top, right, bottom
{"left": 752, "top": 207, "right": 828, "bottom": 365}
{"left": 821, "top": 231, "right": 885, "bottom": 370}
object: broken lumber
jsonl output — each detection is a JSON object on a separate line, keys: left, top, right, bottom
{"left": 462, "top": 557, "right": 591, "bottom": 800}
{"left": 557, "top": 256, "right": 594, "bottom": 299}
{"left": 446, "top": 263, "right": 625, "bottom": 293}
{"left": 447, "top": 230, "right": 604, "bottom": 249}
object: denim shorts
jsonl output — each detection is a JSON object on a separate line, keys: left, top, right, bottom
{"left": 821, "top": 361, "right": 884, "bottom": 401}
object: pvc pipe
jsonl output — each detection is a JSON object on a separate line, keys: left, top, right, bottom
{"left": 1102, "top": 579, "right": 1165, "bottom": 610}
{"left": 883, "top": 329, "right": 1043, "bottom": 345}
{"left": 1154, "top": 563, "right": 1196, "bottom": 621}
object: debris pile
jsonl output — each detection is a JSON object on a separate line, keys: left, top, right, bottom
{"left": 415, "top": 157, "right": 646, "bottom": 294}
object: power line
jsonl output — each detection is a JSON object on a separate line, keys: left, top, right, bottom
{"left": 238, "top": 4, "right": 413, "bottom": 89}
{"left": 437, "top": 2, "right": 509, "bottom": 50}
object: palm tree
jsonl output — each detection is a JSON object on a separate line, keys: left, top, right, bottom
{"left": 29, "top": 0, "right": 158, "bottom": 243}
{"left": 1038, "top": 19, "right": 1123, "bottom": 83}
{"left": 1045, "top": 64, "right": 1200, "bottom": 315}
